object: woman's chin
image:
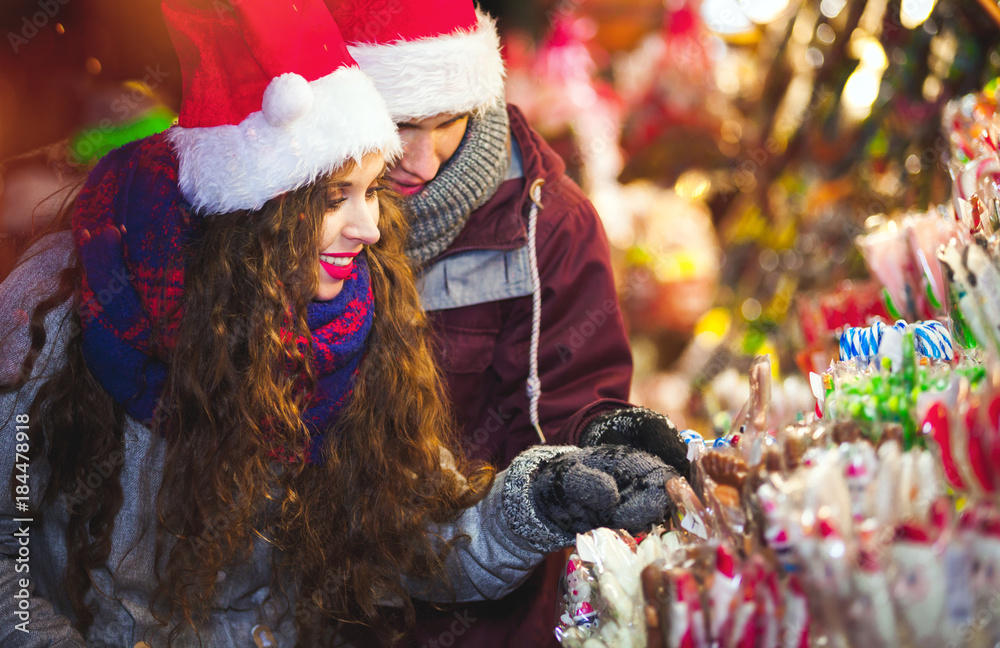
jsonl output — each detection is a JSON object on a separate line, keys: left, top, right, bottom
{"left": 313, "top": 281, "right": 344, "bottom": 302}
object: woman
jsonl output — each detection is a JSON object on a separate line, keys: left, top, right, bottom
{"left": 0, "top": 1, "right": 675, "bottom": 646}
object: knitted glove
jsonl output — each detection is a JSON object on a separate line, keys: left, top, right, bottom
{"left": 579, "top": 407, "right": 690, "bottom": 480}
{"left": 502, "top": 445, "right": 676, "bottom": 553}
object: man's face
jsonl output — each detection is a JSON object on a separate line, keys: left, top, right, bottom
{"left": 386, "top": 112, "right": 470, "bottom": 196}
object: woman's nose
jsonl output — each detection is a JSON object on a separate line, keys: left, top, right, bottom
{"left": 342, "top": 202, "right": 380, "bottom": 245}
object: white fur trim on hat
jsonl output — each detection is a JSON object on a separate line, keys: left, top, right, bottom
{"left": 347, "top": 10, "right": 506, "bottom": 123}
{"left": 166, "top": 66, "right": 402, "bottom": 215}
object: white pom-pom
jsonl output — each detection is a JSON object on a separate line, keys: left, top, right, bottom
{"left": 262, "top": 73, "right": 314, "bottom": 127}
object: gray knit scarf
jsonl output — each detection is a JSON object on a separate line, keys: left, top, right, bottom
{"left": 403, "top": 103, "right": 511, "bottom": 265}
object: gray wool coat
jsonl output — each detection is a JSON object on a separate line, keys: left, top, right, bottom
{"left": 0, "top": 234, "right": 551, "bottom": 647}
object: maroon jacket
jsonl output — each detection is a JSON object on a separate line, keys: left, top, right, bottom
{"left": 402, "top": 106, "right": 634, "bottom": 647}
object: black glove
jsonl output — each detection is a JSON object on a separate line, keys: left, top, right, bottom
{"left": 580, "top": 407, "right": 690, "bottom": 480}
{"left": 502, "top": 445, "right": 677, "bottom": 553}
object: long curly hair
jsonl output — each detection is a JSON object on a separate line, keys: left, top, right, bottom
{"left": 4, "top": 163, "right": 494, "bottom": 646}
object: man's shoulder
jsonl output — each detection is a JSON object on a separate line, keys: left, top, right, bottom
{"left": 506, "top": 105, "right": 593, "bottom": 216}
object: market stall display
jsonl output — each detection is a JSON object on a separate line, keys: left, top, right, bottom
{"left": 550, "top": 74, "right": 1000, "bottom": 647}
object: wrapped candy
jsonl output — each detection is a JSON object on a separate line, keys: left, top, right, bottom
{"left": 848, "top": 550, "right": 899, "bottom": 648}
{"left": 671, "top": 570, "right": 706, "bottom": 648}
{"left": 889, "top": 522, "right": 957, "bottom": 648}
{"left": 921, "top": 401, "right": 969, "bottom": 492}
{"left": 707, "top": 544, "right": 740, "bottom": 641}
{"left": 667, "top": 474, "right": 718, "bottom": 543}
{"left": 942, "top": 89, "right": 1000, "bottom": 170}
{"left": 698, "top": 450, "right": 749, "bottom": 537}
{"left": 719, "top": 557, "right": 763, "bottom": 648}
{"left": 964, "top": 506, "right": 1000, "bottom": 643}
{"left": 781, "top": 576, "right": 810, "bottom": 648}
{"left": 557, "top": 321, "right": 1000, "bottom": 647}
{"left": 857, "top": 224, "right": 923, "bottom": 320}
{"left": 912, "top": 320, "right": 955, "bottom": 361}
{"left": 906, "top": 211, "right": 962, "bottom": 310}
{"left": 556, "top": 529, "right": 647, "bottom": 647}
{"left": 823, "top": 333, "right": 988, "bottom": 449}
{"left": 640, "top": 565, "right": 671, "bottom": 648}
{"left": 680, "top": 429, "right": 709, "bottom": 462}
{"left": 746, "top": 561, "right": 781, "bottom": 648}
{"left": 757, "top": 476, "right": 803, "bottom": 572}
{"left": 839, "top": 320, "right": 888, "bottom": 363}
{"left": 841, "top": 440, "right": 879, "bottom": 522}
{"left": 839, "top": 320, "right": 954, "bottom": 364}
{"left": 561, "top": 557, "right": 600, "bottom": 631}
{"left": 726, "top": 355, "right": 771, "bottom": 467}
{"left": 939, "top": 239, "right": 1000, "bottom": 357}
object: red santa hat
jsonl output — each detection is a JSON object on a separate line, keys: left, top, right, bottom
{"left": 161, "top": 0, "right": 401, "bottom": 215}
{"left": 326, "top": 0, "right": 506, "bottom": 122}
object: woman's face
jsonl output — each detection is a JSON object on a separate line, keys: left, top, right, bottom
{"left": 314, "top": 152, "right": 385, "bottom": 301}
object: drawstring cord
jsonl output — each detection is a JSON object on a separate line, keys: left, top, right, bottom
{"left": 527, "top": 178, "right": 545, "bottom": 443}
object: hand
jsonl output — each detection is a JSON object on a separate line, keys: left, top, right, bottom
{"left": 502, "top": 445, "right": 676, "bottom": 553}
{"left": 580, "top": 407, "right": 690, "bottom": 480}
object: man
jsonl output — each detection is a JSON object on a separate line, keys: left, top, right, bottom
{"left": 328, "top": 1, "right": 690, "bottom": 645}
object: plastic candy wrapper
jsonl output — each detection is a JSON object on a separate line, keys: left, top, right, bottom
{"left": 667, "top": 473, "right": 719, "bottom": 544}
{"left": 942, "top": 87, "right": 1000, "bottom": 170}
{"left": 959, "top": 504, "right": 1000, "bottom": 644}
{"left": 888, "top": 512, "right": 967, "bottom": 648}
{"left": 697, "top": 449, "right": 749, "bottom": 538}
{"left": 906, "top": 210, "right": 963, "bottom": 310}
{"left": 556, "top": 529, "right": 651, "bottom": 647}
{"left": 939, "top": 238, "right": 1000, "bottom": 359}
{"left": 855, "top": 210, "right": 965, "bottom": 324}
{"left": 921, "top": 378, "right": 1000, "bottom": 497}
{"left": 942, "top": 87, "right": 1000, "bottom": 236}
{"left": 725, "top": 355, "right": 771, "bottom": 467}
{"left": 839, "top": 320, "right": 954, "bottom": 365}
{"left": 856, "top": 223, "right": 925, "bottom": 321}
{"left": 567, "top": 529, "right": 812, "bottom": 648}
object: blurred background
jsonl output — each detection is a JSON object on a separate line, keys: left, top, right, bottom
{"left": 2, "top": 0, "right": 999, "bottom": 432}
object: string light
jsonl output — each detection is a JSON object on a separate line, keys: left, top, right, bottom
{"left": 842, "top": 37, "right": 887, "bottom": 122}
{"left": 900, "top": 0, "right": 937, "bottom": 29}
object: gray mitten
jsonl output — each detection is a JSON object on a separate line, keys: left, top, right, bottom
{"left": 580, "top": 407, "right": 690, "bottom": 480}
{"left": 502, "top": 445, "right": 676, "bottom": 553}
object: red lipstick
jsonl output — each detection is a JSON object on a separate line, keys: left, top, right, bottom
{"left": 319, "top": 252, "right": 357, "bottom": 281}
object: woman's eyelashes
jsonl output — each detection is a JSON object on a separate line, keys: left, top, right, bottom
{"left": 366, "top": 183, "right": 385, "bottom": 200}
{"left": 325, "top": 182, "right": 384, "bottom": 210}
{"left": 325, "top": 188, "right": 345, "bottom": 210}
